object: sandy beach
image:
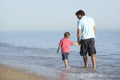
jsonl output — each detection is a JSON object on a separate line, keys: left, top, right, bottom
{"left": 0, "top": 64, "right": 45, "bottom": 80}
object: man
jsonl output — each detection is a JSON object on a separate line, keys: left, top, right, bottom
{"left": 76, "top": 10, "right": 96, "bottom": 70}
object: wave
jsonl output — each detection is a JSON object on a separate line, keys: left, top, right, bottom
{"left": 0, "top": 42, "right": 56, "bottom": 51}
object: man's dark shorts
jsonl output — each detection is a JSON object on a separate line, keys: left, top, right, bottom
{"left": 80, "top": 38, "right": 96, "bottom": 56}
{"left": 62, "top": 53, "right": 69, "bottom": 60}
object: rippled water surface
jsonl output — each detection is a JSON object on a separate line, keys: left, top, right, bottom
{"left": 0, "top": 30, "right": 120, "bottom": 80}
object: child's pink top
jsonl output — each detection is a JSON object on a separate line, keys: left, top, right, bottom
{"left": 59, "top": 38, "right": 73, "bottom": 53}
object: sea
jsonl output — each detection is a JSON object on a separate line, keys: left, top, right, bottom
{"left": 0, "top": 30, "right": 120, "bottom": 80}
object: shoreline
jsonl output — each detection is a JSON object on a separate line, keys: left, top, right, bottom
{"left": 0, "top": 64, "right": 46, "bottom": 80}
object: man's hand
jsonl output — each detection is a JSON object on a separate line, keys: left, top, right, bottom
{"left": 78, "top": 41, "right": 81, "bottom": 45}
{"left": 77, "top": 29, "right": 81, "bottom": 43}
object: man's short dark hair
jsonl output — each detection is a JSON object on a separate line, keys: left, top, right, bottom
{"left": 75, "top": 10, "right": 85, "bottom": 16}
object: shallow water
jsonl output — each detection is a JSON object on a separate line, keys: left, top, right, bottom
{"left": 0, "top": 30, "right": 120, "bottom": 80}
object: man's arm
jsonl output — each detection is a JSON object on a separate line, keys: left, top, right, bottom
{"left": 94, "top": 25, "right": 96, "bottom": 34}
{"left": 77, "top": 29, "right": 81, "bottom": 43}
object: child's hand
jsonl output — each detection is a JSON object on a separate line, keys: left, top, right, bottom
{"left": 73, "top": 42, "right": 80, "bottom": 46}
{"left": 57, "top": 49, "right": 60, "bottom": 53}
{"left": 57, "top": 50, "right": 59, "bottom": 53}
{"left": 57, "top": 46, "right": 60, "bottom": 53}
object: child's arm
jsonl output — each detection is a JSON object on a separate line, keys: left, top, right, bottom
{"left": 57, "top": 45, "right": 60, "bottom": 53}
{"left": 72, "top": 42, "right": 80, "bottom": 46}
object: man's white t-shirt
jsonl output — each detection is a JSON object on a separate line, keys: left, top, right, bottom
{"left": 77, "top": 16, "right": 95, "bottom": 40}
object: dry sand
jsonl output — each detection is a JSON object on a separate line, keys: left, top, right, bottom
{"left": 0, "top": 64, "right": 46, "bottom": 80}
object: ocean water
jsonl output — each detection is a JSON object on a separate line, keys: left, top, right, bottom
{"left": 0, "top": 30, "right": 120, "bottom": 80}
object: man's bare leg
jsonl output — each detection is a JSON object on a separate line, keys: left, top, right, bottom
{"left": 83, "top": 55, "right": 88, "bottom": 70}
{"left": 91, "top": 53, "right": 96, "bottom": 70}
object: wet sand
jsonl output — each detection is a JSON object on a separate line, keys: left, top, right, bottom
{"left": 0, "top": 64, "right": 46, "bottom": 80}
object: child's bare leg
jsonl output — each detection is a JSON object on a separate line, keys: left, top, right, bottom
{"left": 64, "top": 59, "right": 68, "bottom": 67}
{"left": 91, "top": 53, "right": 96, "bottom": 70}
{"left": 83, "top": 55, "right": 88, "bottom": 70}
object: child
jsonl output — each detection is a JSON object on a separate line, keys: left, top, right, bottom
{"left": 57, "top": 32, "right": 79, "bottom": 67}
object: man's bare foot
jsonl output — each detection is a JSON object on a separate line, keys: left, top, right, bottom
{"left": 93, "top": 67, "right": 96, "bottom": 70}
{"left": 65, "top": 66, "right": 70, "bottom": 68}
{"left": 85, "top": 66, "right": 88, "bottom": 70}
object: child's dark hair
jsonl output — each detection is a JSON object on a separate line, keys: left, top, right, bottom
{"left": 64, "top": 32, "right": 70, "bottom": 38}
{"left": 75, "top": 10, "right": 85, "bottom": 16}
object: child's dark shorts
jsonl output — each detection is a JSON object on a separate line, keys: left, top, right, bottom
{"left": 80, "top": 38, "right": 96, "bottom": 56}
{"left": 62, "top": 53, "right": 69, "bottom": 60}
